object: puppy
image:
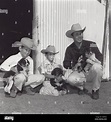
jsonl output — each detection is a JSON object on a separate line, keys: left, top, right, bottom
{"left": 50, "top": 68, "right": 67, "bottom": 94}
{"left": 3, "top": 58, "right": 29, "bottom": 87}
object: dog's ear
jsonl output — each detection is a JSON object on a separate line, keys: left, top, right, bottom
{"left": 51, "top": 68, "right": 63, "bottom": 76}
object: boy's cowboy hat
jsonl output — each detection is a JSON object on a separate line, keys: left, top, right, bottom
{"left": 66, "top": 23, "right": 86, "bottom": 38}
{"left": 41, "top": 45, "right": 59, "bottom": 54}
{"left": 12, "top": 37, "right": 36, "bottom": 50}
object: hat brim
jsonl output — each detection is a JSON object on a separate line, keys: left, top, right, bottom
{"left": 12, "top": 41, "right": 36, "bottom": 50}
{"left": 66, "top": 27, "right": 86, "bottom": 38}
{"left": 41, "top": 49, "right": 59, "bottom": 54}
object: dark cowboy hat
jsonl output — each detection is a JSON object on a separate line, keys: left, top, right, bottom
{"left": 12, "top": 37, "right": 36, "bottom": 50}
{"left": 66, "top": 23, "right": 86, "bottom": 38}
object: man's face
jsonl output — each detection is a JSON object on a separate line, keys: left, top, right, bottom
{"left": 72, "top": 31, "right": 83, "bottom": 43}
{"left": 19, "top": 46, "right": 31, "bottom": 58}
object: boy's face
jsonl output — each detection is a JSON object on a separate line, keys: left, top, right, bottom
{"left": 46, "top": 52, "right": 55, "bottom": 62}
{"left": 19, "top": 46, "right": 31, "bottom": 58}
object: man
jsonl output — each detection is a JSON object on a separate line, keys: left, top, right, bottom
{"left": 63, "top": 23, "right": 103, "bottom": 100}
{"left": 0, "top": 37, "right": 45, "bottom": 97}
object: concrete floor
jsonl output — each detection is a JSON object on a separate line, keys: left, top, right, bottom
{"left": 0, "top": 81, "right": 111, "bottom": 114}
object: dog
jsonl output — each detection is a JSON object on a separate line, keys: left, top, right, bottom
{"left": 3, "top": 58, "right": 30, "bottom": 87}
{"left": 50, "top": 67, "right": 67, "bottom": 94}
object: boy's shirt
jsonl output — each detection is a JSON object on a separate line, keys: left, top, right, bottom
{"left": 0, "top": 52, "right": 33, "bottom": 75}
{"left": 40, "top": 58, "right": 60, "bottom": 75}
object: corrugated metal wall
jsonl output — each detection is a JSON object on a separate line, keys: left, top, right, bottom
{"left": 34, "top": 0, "right": 105, "bottom": 67}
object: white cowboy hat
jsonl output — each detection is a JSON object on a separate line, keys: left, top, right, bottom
{"left": 41, "top": 45, "right": 59, "bottom": 54}
{"left": 12, "top": 37, "right": 36, "bottom": 50}
{"left": 66, "top": 23, "right": 86, "bottom": 38}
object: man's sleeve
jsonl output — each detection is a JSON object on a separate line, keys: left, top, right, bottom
{"left": 63, "top": 48, "right": 72, "bottom": 69}
{"left": 28, "top": 58, "right": 34, "bottom": 75}
{"left": 90, "top": 43, "right": 103, "bottom": 65}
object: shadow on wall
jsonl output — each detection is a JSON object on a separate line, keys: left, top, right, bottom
{"left": 109, "top": 10, "right": 111, "bottom": 50}
{"left": 109, "top": 10, "right": 111, "bottom": 77}
{"left": 0, "top": 0, "right": 33, "bottom": 62}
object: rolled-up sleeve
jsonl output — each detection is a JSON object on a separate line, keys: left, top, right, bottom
{"left": 28, "top": 58, "right": 34, "bottom": 75}
{"left": 0, "top": 56, "right": 16, "bottom": 71}
{"left": 91, "top": 43, "right": 103, "bottom": 65}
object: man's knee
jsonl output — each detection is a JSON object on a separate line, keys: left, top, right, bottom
{"left": 67, "top": 75, "right": 79, "bottom": 85}
{"left": 90, "top": 64, "right": 103, "bottom": 78}
{"left": 91, "top": 64, "right": 102, "bottom": 72}
{"left": 67, "top": 74, "right": 75, "bottom": 83}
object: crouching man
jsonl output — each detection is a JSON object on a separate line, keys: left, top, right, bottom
{"left": 63, "top": 23, "right": 103, "bottom": 100}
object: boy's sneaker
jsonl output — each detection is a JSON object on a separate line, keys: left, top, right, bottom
{"left": 23, "top": 86, "right": 35, "bottom": 95}
{"left": 5, "top": 85, "right": 17, "bottom": 98}
{"left": 5, "top": 90, "right": 17, "bottom": 98}
{"left": 5, "top": 92, "right": 10, "bottom": 98}
{"left": 10, "top": 90, "right": 17, "bottom": 98}
{"left": 92, "top": 89, "right": 99, "bottom": 100}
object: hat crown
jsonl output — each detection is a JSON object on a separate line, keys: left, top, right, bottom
{"left": 41, "top": 45, "right": 59, "bottom": 54}
{"left": 65, "top": 23, "right": 86, "bottom": 38}
{"left": 21, "top": 37, "right": 34, "bottom": 48}
{"left": 71, "top": 23, "right": 82, "bottom": 31}
{"left": 46, "top": 45, "right": 56, "bottom": 53}
{"left": 12, "top": 37, "right": 36, "bottom": 50}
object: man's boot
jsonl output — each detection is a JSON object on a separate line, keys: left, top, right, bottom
{"left": 92, "top": 89, "right": 99, "bottom": 100}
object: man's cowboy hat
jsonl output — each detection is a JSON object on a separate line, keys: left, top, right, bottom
{"left": 66, "top": 23, "right": 86, "bottom": 38}
{"left": 12, "top": 37, "right": 36, "bottom": 50}
{"left": 41, "top": 45, "right": 59, "bottom": 54}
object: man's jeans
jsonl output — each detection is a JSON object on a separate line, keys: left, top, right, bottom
{"left": 65, "top": 63, "right": 103, "bottom": 91}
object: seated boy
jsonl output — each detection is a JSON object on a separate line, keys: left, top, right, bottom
{"left": 39, "top": 45, "right": 64, "bottom": 96}
{"left": 3, "top": 58, "right": 30, "bottom": 98}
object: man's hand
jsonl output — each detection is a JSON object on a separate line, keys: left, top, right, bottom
{"left": 72, "top": 62, "right": 81, "bottom": 71}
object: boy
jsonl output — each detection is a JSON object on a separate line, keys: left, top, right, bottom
{"left": 39, "top": 45, "right": 63, "bottom": 96}
{"left": 4, "top": 58, "right": 30, "bottom": 97}
{"left": 0, "top": 37, "right": 45, "bottom": 96}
